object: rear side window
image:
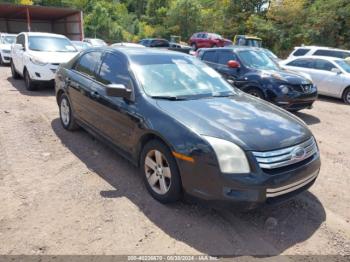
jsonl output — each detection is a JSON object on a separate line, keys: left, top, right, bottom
{"left": 218, "top": 51, "right": 237, "bottom": 65}
{"left": 292, "top": 48, "right": 310, "bottom": 56}
{"left": 202, "top": 51, "right": 217, "bottom": 63}
{"left": 75, "top": 51, "right": 102, "bottom": 77}
{"left": 287, "top": 58, "right": 314, "bottom": 68}
{"left": 151, "top": 40, "right": 169, "bottom": 48}
{"left": 312, "top": 59, "right": 335, "bottom": 71}
{"left": 313, "top": 49, "right": 350, "bottom": 59}
{"left": 97, "top": 53, "right": 132, "bottom": 87}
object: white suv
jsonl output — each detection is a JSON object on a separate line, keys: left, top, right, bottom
{"left": 11, "top": 32, "right": 78, "bottom": 90}
{"left": 0, "top": 33, "right": 17, "bottom": 65}
{"left": 288, "top": 46, "right": 350, "bottom": 60}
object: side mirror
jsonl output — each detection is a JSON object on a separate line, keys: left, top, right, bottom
{"left": 106, "top": 84, "right": 132, "bottom": 99}
{"left": 227, "top": 60, "right": 240, "bottom": 69}
{"left": 14, "top": 44, "right": 24, "bottom": 51}
{"left": 331, "top": 68, "right": 341, "bottom": 74}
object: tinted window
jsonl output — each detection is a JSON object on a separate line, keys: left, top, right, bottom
{"left": 313, "top": 49, "right": 350, "bottom": 59}
{"left": 218, "top": 51, "right": 237, "bottom": 65}
{"left": 151, "top": 40, "right": 169, "bottom": 47}
{"left": 292, "top": 48, "right": 310, "bottom": 56}
{"left": 202, "top": 51, "right": 216, "bottom": 63}
{"left": 97, "top": 53, "right": 131, "bottom": 86}
{"left": 16, "top": 34, "right": 25, "bottom": 46}
{"left": 75, "top": 51, "right": 102, "bottom": 77}
{"left": 287, "top": 58, "right": 314, "bottom": 68}
{"left": 312, "top": 59, "right": 335, "bottom": 71}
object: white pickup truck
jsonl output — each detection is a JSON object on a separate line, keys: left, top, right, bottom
{"left": 11, "top": 32, "right": 78, "bottom": 91}
{"left": 0, "top": 33, "right": 16, "bottom": 65}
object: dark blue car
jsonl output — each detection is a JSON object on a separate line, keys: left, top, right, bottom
{"left": 198, "top": 46, "right": 318, "bottom": 111}
{"left": 55, "top": 47, "right": 320, "bottom": 209}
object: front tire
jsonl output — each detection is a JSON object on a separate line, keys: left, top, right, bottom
{"left": 140, "top": 140, "right": 182, "bottom": 203}
{"left": 246, "top": 87, "right": 265, "bottom": 99}
{"left": 11, "top": 60, "right": 20, "bottom": 79}
{"left": 24, "top": 70, "right": 36, "bottom": 91}
{"left": 59, "top": 94, "right": 79, "bottom": 131}
{"left": 342, "top": 88, "right": 350, "bottom": 104}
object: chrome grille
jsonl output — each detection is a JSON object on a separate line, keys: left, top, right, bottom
{"left": 252, "top": 137, "right": 318, "bottom": 169}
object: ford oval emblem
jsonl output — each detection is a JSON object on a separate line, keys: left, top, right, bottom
{"left": 291, "top": 147, "right": 306, "bottom": 160}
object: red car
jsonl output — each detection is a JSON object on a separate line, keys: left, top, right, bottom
{"left": 189, "top": 32, "right": 232, "bottom": 50}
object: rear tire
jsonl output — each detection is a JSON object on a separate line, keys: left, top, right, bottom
{"left": 24, "top": 69, "right": 36, "bottom": 91}
{"left": 0, "top": 54, "right": 4, "bottom": 66}
{"left": 342, "top": 88, "right": 350, "bottom": 104}
{"left": 11, "top": 60, "right": 20, "bottom": 79}
{"left": 140, "top": 140, "right": 182, "bottom": 204}
{"left": 246, "top": 87, "right": 265, "bottom": 99}
{"left": 59, "top": 93, "right": 79, "bottom": 131}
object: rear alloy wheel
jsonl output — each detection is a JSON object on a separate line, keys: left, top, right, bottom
{"left": 342, "top": 88, "right": 350, "bottom": 104}
{"left": 10, "top": 61, "right": 20, "bottom": 79}
{"left": 247, "top": 88, "right": 264, "bottom": 99}
{"left": 59, "top": 94, "right": 79, "bottom": 131}
{"left": 24, "top": 70, "right": 36, "bottom": 91}
{"left": 141, "top": 140, "right": 182, "bottom": 203}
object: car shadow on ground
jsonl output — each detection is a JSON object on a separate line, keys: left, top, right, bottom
{"left": 294, "top": 111, "right": 321, "bottom": 125}
{"left": 6, "top": 76, "right": 54, "bottom": 97}
{"left": 51, "top": 118, "right": 326, "bottom": 256}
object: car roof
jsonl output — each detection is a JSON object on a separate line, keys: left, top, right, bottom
{"left": 294, "top": 45, "right": 350, "bottom": 52}
{"left": 287, "top": 55, "right": 343, "bottom": 61}
{"left": 20, "top": 32, "right": 67, "bottom": 38}
{"left": 199, "top": 46, "right": 261, "bottom": 52}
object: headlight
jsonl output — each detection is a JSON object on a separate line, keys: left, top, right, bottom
{"left": 203, "top": 136, "right": 250, "bottom": 174}
{"left": 29, "top": 56, "right": 47, "bottom": 66}
{"left": 279, "top": 85, "right": 289, "bottom": 94}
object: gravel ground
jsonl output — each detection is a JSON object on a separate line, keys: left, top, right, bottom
{"left": 0, "top": 65, "right": 350, "bottom": 257}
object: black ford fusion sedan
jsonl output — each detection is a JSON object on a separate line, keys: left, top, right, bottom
{"left": 198, "top": 47, "right": 318, "bottom": 111}
{"left": 55, "top": 47, "right": 321, "bottom": 209}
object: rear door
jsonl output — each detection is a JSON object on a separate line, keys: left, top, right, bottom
{"left": 89, "top": 52, "right": 136, "bottom": 151}
{"left": 67, "top": 51, "right": 103, "bottom": 124}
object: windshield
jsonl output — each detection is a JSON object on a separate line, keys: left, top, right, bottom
{"left": 2, "top": 35, "right": 16, "bottom": 44}
{"left": 335, "top": 60, "right": 350, "bottom": 73}
{"left": 131, "top": 55, "right": 236, "bottom": 98}
{"left": 238, "top": 50, "right": 279, "bottom": 70}
{"left": 28, "top": 36, "right": 77, "bottom": 52}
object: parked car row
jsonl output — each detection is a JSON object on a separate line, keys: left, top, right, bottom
{"left": 0, "top": 33, "right": 16, "bottom": 64}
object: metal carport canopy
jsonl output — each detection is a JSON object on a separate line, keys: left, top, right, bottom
{"left": 0, "top": 3, "right": 83, "bottom": 40}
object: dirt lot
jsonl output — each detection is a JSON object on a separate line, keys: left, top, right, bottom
{"left": 0, "top": 65, "right": 350, "bottom": 257}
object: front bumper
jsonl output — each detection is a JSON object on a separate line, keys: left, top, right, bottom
{"left": 180, "top": 148, "right": 321, "bottom": 210}
{"left": 274, "top": 89, "right": 318, "bottom": 111}
{"left": 27, "top": 63, "right": 59, "bottom": 81}
{"left": 1, "top": 51, "right": 11, "bottom": 63}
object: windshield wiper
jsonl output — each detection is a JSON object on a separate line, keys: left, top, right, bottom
{"left": 151, "top": 95, "right": 186, "bottom": 101}
{"left": 211, "top": 93, "right": 236, "bottom": 98}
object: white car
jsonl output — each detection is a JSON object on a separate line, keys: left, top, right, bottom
{"left": 280, "top": 56, "right": 350, "bottom": 104}
{"left": 0, "top": 33, "right": 17, "bottom": 65}
{"left": 111, "top": 42, "right": 145, "bottom": 48}
{"left": 83, "top": 38, "right": 107, "bottom": 47}
{"left": 288, "top": 46, "right": 350, "bottom": 60}
{"left": 11, "top": 32, "right": 78, "bottom": 91}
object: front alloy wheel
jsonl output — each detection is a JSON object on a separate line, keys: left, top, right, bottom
{"left": 141, "top": 140, "right": 182, "bottom": 203}
{"left": 145, "top": 150, "right": 172, "bottom": 195}
{"left": 343, "top": 88, "right": 350, "bottom": 104}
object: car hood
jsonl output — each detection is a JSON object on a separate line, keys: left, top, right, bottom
{"left": 27, "top": 50, "right": 78, "bottom": 64}
{"left": 257, "top": 69, "right": 312, "bottom": 85}
{"left": 156, "top": 93, "right": 311, "bottom": 151}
